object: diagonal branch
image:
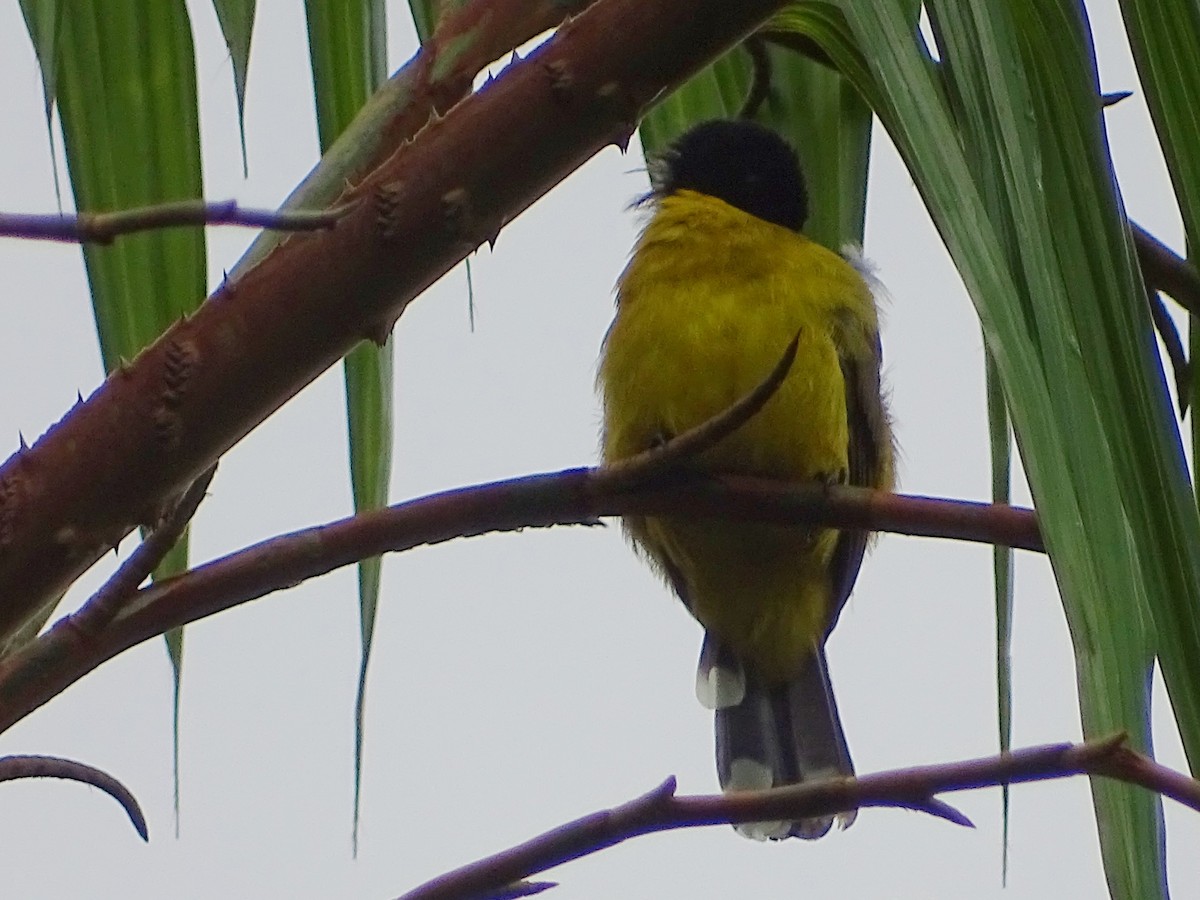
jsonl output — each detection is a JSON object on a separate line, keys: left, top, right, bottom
{"left": 231, "top": 0, "right": 603, "bottom": 276}
{"left": 1132, "top": 221, "right": 1200, "bottom": 317}
{"left": 0, "top": 754, "right": 148, "bottom": 840}
{"left": 0, "top": 0, "right": 788, "bottom": 655}
{"left": 393, "top": 734, "right": 1199, "bottom": 900}
{"left": 69, "top": 466, "right": 217, "bottom": 635}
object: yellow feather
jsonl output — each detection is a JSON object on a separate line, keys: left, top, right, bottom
{"left": 598, "top": 189, "right": 892, "bottom": 683}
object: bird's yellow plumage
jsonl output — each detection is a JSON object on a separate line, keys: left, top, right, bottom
{"left": 601, "top": 188, "right": 884, "bottom": 679}
{"left": 597, "top": 120, "right": 893, "bottom": 839}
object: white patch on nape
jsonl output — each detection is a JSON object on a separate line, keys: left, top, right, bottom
{"left": 695, "top": 664, "right": 746, "bottom": 709}
{"left": 841, "top": 242, "right": 892, "bottom": 310}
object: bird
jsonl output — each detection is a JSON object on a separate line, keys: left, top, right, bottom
{"left": 597, "top": 119, "right": 893, "bottom": 839}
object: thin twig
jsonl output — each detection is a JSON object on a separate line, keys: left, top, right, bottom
{"left": 395, "top": 777, "right": 680, "bottom": 900}
{"left": 596, "top": 333, "right": 799, "bottom": 490}
{"left": 71, "top": 465, "right": 217, "bottom": 635}
{"left": 0, "top": 754, "right": 148, "bottom": 840}
{"left": 0, "top": 200, "right": 359, "bottom": 244}
{"left": 739, "top": 35, "right": 773, "bottom": 120}
{"left": 1146, "top": 286, "right": 1191, "bottom": 415}
{"left": 1132, "top": 221, "right": 1200, "bottom": 317}
{"left": 1092, "top": 743, "right": 1200, "bottom": 812}
{"left": 395, "top": 734, "right": 1191, "bottom": 900}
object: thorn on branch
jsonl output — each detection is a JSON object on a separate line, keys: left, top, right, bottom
{"left": 907, "top": 796, "right": 974, "bottom": 828}
{"left": 440, "top": 187, "right": 501, "bottom": 252}
{"left": 611, "top": 127, "right": 634, "bottom": 154}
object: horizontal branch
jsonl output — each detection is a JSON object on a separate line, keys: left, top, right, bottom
{"left": 0, "top": 754, "right": 147, "bottom": 840}
{"left": 0, "top": 200, "right": 358, "bottom": 244}
{"left": 394, "top": 734, "right": 1199, "bottom": 900}
{"left": 0, "top": 464, "right": 1038, "bottom": 736}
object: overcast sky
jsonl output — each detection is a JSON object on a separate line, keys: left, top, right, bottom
{"left": 0, "top": 2, "right": 1196, "bottom": 898}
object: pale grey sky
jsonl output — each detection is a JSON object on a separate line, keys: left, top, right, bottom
{"left": 0, "top": 2, "right": 1196, "bottom": 898}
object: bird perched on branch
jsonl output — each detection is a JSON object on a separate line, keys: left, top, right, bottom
{"left": 598, "top": 119, "right": 893, "bottom": 839}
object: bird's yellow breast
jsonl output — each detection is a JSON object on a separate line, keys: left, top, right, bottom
{"left": 598, "top": 191, "right": 881, "bottom": 681}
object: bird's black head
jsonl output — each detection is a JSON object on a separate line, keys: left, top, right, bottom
{"left": 650, "top": 120, "right": 808, "bottom": 232}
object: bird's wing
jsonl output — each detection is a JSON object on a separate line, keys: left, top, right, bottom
{"left": 826, "top": 325, "right": 888, "bottom": 634}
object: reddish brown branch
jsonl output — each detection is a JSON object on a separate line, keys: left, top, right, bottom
{"left": 394, "top": 734, "right": 1196, "bottom": 900}
{"left": 1132, "top": 221, "right": 1200, "bottom": 317}
{"left": 0, "top": 754, "right": 148, "bottom": 840}
{"left": 0, "top": 0, "right": 787, "bottom": 652}
{"left": 233, "top": 0, "right": 602, "bottom": 275}
{"left": 0, "top": 337, "right": 1030, "bottom": 737}
{"left": 0, "top": 468, "right": 1038, "bottom": 735}
{"left": 0, "top": 201, "right": 357, "bottom": 244}
{"left": 71, "top": 465, "right": 216, "bottom": 635}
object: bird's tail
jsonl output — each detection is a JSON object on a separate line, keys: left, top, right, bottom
{"left": 698, "top": 633, "right": 856, "bottom": 840}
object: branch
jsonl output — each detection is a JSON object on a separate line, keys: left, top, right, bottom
{"left": 597, "top": 333, "right": 800, "bottom": 489}
{"left": 0, "top": 201, "right": 358, "bottom": 244}
{"left": 1132, "top": 221, "right": 1200, "bottom": 317}
{"left": 70, "top": 465, "right": 217, "bottom": 635}
{"left": 738, "top": 36, "right": 773, "bottom": 120}
{"left": 1147, "top": 284, "right": 1191, "bottom": 415}
{"left": 0, "top": 754, "right": 148, "bottom": 840}
{"left": 394, "top": 734, "right": 1198, "bottom": 900}
{"left": 0, "top": 337, "right": 1037, "bottom": 733}
{"left": 1130, "top": 222, "right": 1196, "bottom": 414}
{"left": 0, "top": 467, "right": 1038, "bottom": 735}
{"left": 232, "top": 0, "right": 604, "bottom": 276}
{"left": 0, "top": 0, "right": 788, "bottom": 653}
